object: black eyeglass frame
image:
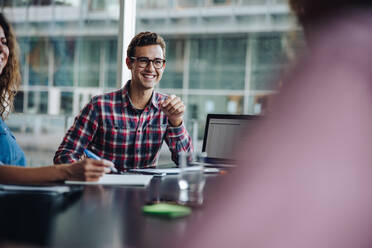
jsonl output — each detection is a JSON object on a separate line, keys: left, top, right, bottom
{"left": 130, "top": 56, "right": 166, "bottom": 69}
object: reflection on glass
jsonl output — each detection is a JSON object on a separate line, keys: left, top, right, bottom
{"left": 177, "top": 0, "right": 200, "bottom": 8}
{"left": 189, "top": 37, "right": 246, "bottom": 90}
{"left": 77, "top": 39, "right": 100, "bottom": 87}
{"left": 3, "top": 0, "right": 82, "bottom": 7}
{"left": 17, "top": 38, "right": 28, "bottom": 84}
{"left": 240, "top": 0, "right": 267, "bottom": 5}
{"left": 138, "top": 0, "right": 169, "bottom": 9}
{"left": 2, "top": 0, "right": 28, "bottom": 7}
{"left": 251, "top": 34, "right": 288, "bottom": 91}
{"left": 104, "top": 39, "right": 117, "bottom": 88}
{"left": 60, "top": 92, "right": 73, "bottom": 115}
{"left": 27, "top": 91, "right": 48, "bottom": 114}
{"left": 160, "top": 39, "right": 184, "bottom": 89}
{"left": 14, "top": 91, "right": 24, "bottom": 113}
{"left": 211, "top": 0, "right": 229, "bottom": 5}
{"left": 53, "top": 38, "right": 75, "bottom": 87}
{"left": 28, "top": 38, "right": 49, "bottom": 86}
{"left": 89, "top": 0, "right": 117, "bottom": 11}
{"left": 60, "top": 0, "right": 81, "bottom": 7}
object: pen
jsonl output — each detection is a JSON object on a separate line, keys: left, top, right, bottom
{"left": 84, "top": 149, "right": 119, "bottom": 174}
{"left": 135, "top": 171, "right": 166, "bottom": 177}
{"left": 127, "top": 168, "right": 166, "bottom": 177}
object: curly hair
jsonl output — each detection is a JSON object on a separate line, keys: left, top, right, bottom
{"left": 0, "top": 13, "right": 21, "bottom": 119}
{"left": 127, "top": 31, "right": 166, "bottom": 59}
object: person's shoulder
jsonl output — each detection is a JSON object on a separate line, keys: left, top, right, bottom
{"left": 0, "top": 119, "right": 15, "bottom": 160}
{"left": 312, "top": 9, "right": 372, "bottom": 48}
{"left": 91, "top": 88, "right": 123, "bottom": 105}
{"left": 0, "top": 119, "right": 5, "bottom": 134}
{"left": 308, "top": 9, "right": 372, "bottom": 73}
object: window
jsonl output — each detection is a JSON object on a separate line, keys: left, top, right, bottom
{"left": 189, "top": 37, "right": 246, "bottom": 90}
{"left": 2, "top": 0, "right": 302, "bottom": 165}
{"left": 77, "top": 39, "right": 101, "bottom": 87}
{"left": 53, "top": 38, "right": 75, "bottom": 87}
{"left": 160, "top": 39, "right": 185, "bottom": 89}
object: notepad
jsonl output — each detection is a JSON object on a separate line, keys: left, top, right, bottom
{"left": 129, "top": 167, "right": 220, "bottom": 175}
{"left": 65, "top": 174, "right": 153, "bottom": 186}
{"left": 0, "top": 184, "right": 72, "bottom": 194}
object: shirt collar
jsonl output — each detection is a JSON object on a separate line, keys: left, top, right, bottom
{"left": 151, "top": 91, "right": 160, "bottom": 110}
{"left": 121, "top": 81, "right": 131, "bottom": 108}
{"left": 122, "top": 80, "right": 160, "bottom": 110}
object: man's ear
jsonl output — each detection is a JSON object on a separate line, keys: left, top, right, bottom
{"left": 126, "top": 57, "right": 132, "bottom": 69}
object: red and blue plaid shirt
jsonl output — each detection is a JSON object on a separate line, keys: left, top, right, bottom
{"left": 53, "top": 81, "right": 193, "bottom": 170}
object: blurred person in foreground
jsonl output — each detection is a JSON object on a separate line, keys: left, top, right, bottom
{"left": 180, "top": 0, "right": 372, "bottom": 247}
{"left": 0, "top": 13, "right": 112, "bottom": 184}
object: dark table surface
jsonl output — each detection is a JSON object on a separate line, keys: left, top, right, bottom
{"left": 0, "top": 174, "right": 223, "bottom": 248}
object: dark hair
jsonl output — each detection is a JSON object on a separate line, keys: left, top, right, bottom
{"left": 127, "top": 31, "right": 166, "bottom": 59}
{"left": 0, "top": 13, "right": 21, "bottom": 119}
{"left": 289, "top": 0, "right": 372, "bottom": 27}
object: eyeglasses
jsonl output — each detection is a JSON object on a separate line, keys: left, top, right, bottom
{"left": 130, "top": 57, "right": 166, "bottom": 69}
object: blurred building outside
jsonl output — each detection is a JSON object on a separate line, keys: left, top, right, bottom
{"left": 1, "top": 0, "right": 302, "bottom": 166}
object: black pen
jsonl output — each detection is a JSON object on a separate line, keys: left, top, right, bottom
{"left": 127, "top": 169, "right": 166, "bottom": 177}
{"left": 84, "top": 149, "right": 119, "bottom": 174}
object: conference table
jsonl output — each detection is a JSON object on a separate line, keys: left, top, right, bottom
{"left": 0, "top": 174, "right": 223, "bottom": 248}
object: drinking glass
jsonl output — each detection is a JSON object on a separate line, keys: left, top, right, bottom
{"left": 177, "top": 152, "right": 206, "bottom": 206}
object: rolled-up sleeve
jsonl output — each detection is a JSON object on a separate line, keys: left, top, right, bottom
{"left": 165, "top": 123, "right": 193, "bottom": 164}
{"left": 54, "top": 100, "right": 99, "bottom": 164}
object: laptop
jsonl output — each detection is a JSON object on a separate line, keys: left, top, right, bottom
{"left": 200, "top": 114, "right": 261, "bottom": 167}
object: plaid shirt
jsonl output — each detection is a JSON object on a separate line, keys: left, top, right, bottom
{"left": 54, "top": 81, "right": 192, "bottom": 170}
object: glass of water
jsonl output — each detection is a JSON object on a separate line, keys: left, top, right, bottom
{"left": 177, "top": 152, "right": 206, "bottom": 206}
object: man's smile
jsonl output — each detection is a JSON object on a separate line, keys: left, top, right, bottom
{"left": 142, "top": 74, "right": 156, "bottom": 79}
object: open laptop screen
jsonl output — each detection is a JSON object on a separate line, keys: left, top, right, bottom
{"left": 201, "top": 114, "right": 260, "bottom": 164}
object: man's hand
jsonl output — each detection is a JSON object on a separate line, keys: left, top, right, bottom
{"left": 160, "top": 94, "right": 185, "bottom": 127}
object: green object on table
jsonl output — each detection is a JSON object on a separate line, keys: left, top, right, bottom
{"left": 142, "top": 203, "right": 191, "bottom": 218}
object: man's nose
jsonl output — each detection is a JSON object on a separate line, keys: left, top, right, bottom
{"left": 145, "top": 60, "right": 155, "bottom": 71}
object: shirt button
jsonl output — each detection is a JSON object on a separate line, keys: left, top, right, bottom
{"left": 137, "top": 130, "right": 141, "bottom": 132}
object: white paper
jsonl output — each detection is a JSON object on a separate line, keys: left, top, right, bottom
{"left": 0, "top": 184, "right": 71, "bottom": 193}
{"left": 129, "top": 167, "right": 219, "bottom": 175}
{"left": 65, "top": 174, "right": 153, "bottom": 186}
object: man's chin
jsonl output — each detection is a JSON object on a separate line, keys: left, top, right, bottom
{"left": 141, "top": 81, "right": 158, "bottom": 89}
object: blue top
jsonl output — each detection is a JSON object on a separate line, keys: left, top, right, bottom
{"left": 0, "top": 118, "right": 26, "bottom": 166}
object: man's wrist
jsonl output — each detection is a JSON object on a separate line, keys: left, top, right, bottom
{"left": 168, "top": 118, "right": 183, "bottom": 127}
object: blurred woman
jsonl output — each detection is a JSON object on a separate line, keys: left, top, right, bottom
{"left": 0, "top": 13, "right": 111, "bottom": 184}
{"left": 180, "top": 0, "right": 372, "bottom": 248}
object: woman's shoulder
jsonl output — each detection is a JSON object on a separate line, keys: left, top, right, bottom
{"left": 0, "top": 118, "right": 27, "bottom": 166}
{"left": 0, "top": 118, "right": 15, "bottom": 149}
{"left": 0, "top": 118, "right": 8, "bottom": 134}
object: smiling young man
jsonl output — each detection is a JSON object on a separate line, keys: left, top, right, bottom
{"left": 54, "top": 32, "right": 192, "bottom": 170}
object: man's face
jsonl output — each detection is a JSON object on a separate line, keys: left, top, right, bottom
{"left": 127, "top": 44, "right": 165, "bottom": 91}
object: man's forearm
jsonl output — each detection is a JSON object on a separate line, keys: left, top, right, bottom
{"left": 166, "top": 124, "right": 193, "bottom": 164}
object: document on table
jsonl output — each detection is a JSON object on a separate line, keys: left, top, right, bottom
{"left": 0, "top": 184, "right": 72, "bottom": 193}
{"left": 129, "top": 167, "right": 220, "bottom": 175}
{"left": 65, "top": 174, "right": 153, "bottom": 186}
